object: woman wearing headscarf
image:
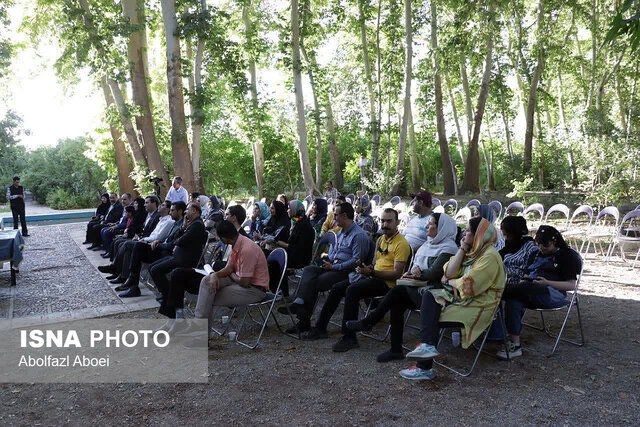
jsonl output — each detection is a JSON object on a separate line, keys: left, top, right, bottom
{"left": 346, "top": 213, "right": 459, "bottom": 363}
{"left": 106, "top": 197, "right": 145, "bottom": 259}
{"left": 500, "top": 216, "right": 538, "bottom": 287}
{"left": 198, "top": 195, "right": 210, "bottom": 219}
{"left": 309, "top": 198, "right": 328, "bottom": 234}
{"left": 257, "top": 200, "right": 290, "bottom": 249}
{"left": 267, "top": 200, "right": 315, "bottom": 296}
{"left": 84, "top": 193, "right": 110, "bottom": 243}
{"left": 397, "top": 217, "right": 505, "bottom": 380}
{"left": 354, "top": 194, "right": 378, "bottom": 239}
{"left": 497, "top": 225, "right": 580, "bottom": 359}
{"left": 204, "top": 195, "right": 224, "bottom": 229}
{"left": 478, "top": 204, "right": 505, "bottom": 250}
{"left": 249, "top": 201, "right": 271, "bottom": 239}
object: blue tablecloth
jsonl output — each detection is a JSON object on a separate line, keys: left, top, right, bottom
{"left": 0, "top": 229, "right": 25, "bottom": 269}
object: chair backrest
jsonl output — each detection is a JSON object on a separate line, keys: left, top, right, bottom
{"left": 619, "top": 209, "right": 640, "bottom": 236}
{"left": 433, "top": 205, "right": 445, "bottom": 213}
{"left": 305, "top": 195, "right": 312, "bottom": 205}
{"left": 398, "top": 212, "right": 410, "bottom": 232}
{"left": 505, "top": 201, "right": 524, "bottom": 216}
{"left": 395, "top": 202, "right": 407, "bottom": 213}
{"left": 454, "top": 206, "right": 472, "bottom": 224}
{"left": 545, "top": 203, "right": 570, "bottom": 228}
{"left": 523, "top": 203, "right": 544, "bottom": 219}
{"left": 488, "top": 200, "right": 502, "bottom": 219}
{"left": 466, "top": 199, "right": 481, "bottom": 209}
{"left": 636, "top": 204, "right": 640, "bottom": 211}
{"left": 259, "top": 197, "right": 266, "bottom": 204}
{"left": 389, "top": 196, "right": 401, "bottom": 206}
{"left": 595, "top": 206, "right": 620, "bottom": 225}
{"left": 382, "top": 201, "right": 393, "bottom": 210}
{"left": 228, "top": 199, "right": 237, "bottom": 207}
{"left": 372, "top": 194, "right": 381, "bottom": 204}
{"left": 266, "top": 248, "right": 288, "bottom": 293}
{"left": 346, "top": 194, "right": 355, "bottom": 204}
{"left": 570, "top": 204, "right": 593, "bottom": 225}
{"left": 432, "top": 198, "right": 441, "bottom": 207}
{"left": 443, "top": 199, "right": 458, "bottom": 215}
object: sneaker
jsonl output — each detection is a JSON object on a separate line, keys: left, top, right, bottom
{"left": 345, "top": 319, "right": 372, "bottom": 333}
{"left": 170, "top": 319, "right": 202, "bottom": 337}
{"left": 496, "top": 342, "right": 522, "bottom": 360}
{"left": 302, "top": 327, "right": 328, "bottom": 341}
{"left": 399, "top": 366, "right": 435, "bottom": 381}
{"left": 406, "top": 343, "right": 439, "bottom": 360}
{"left": 332, "top": 336, "right": 359, "bottom": 353}
{"left": 376, "top": 350, "right": 405, "bottom": 363}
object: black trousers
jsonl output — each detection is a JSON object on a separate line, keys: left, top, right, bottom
{"left": 296, "top": 266, "right": 350, "bottom": 320}
{"left": 128, "top": 244, "right": 170, "bottom": 279}
{"left": 149, "top": 256, "right": 184, "bottom": 298}
{"left": 113, "top": 239, "right": 138, "bottom": 279}
{"left": 85, "top": 218, "right": 101, "bottom": 241}
{"left": 89, "top": 223, "right": 110, "bottom": 244}
{"left": 315, "top": 277, "right": 390, "bottom": 338}
{"left": 11, "top": 205, "right": 27, "bottom": 234}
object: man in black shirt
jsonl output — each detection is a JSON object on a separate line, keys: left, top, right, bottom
{"left": 6, "top": 176, "right": 28, "bottom": 236}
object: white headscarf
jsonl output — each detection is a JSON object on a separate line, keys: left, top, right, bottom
{"left": 413, "top": 213, "right": 459, "bottom": 270}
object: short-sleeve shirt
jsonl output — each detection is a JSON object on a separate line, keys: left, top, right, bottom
{"left": 374, "top": 232, "right": 411, "bottom": 288}
{"left": 403, "top": 213, "right": 432, "bottom": 250}
{"left": 165, "top": 186, "right": 189, "bottom": 204}
{"left": 228, "top": 234, "right": 269, "bottom": 289}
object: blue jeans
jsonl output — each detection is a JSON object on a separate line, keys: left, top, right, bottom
{"left": 503, "top": 284, "right": 567, "bottom": 336}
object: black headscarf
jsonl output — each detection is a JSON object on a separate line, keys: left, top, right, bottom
{"left": 96, "top": 193, "right": 110, "bottom": 217}
{"left": 128, "top": 197, "right": 147, "bottom": 236}
{"left": 534, "top": 225, "right": 569, "bottom": 249}
{"left": 264, "top": 200, "right": 289, "bottom": 236}
{"left": 311, "top": 198, "right": 328, "bottom": 227}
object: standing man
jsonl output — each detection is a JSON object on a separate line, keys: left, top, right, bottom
{"left": 324, "top": 180, "right": 339, "bottom": 200}
{"left": 165, "top": 176, "right": 189, "bottom": 204}
{"left": 6, "top": 176, "right": 28, "bottom": 236}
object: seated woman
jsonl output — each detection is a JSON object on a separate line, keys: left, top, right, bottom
{"left": 107, "top": 197, "right": 146, "bottom": 259}
{"left": 255, "top": 200, "right": 290, "bottom": 250}
{"left": 354, "top": 194, "right": 378, "bottom": 239}
{"left": 83, "top": 193, "right": 109, "bottom": 244}
{"left": 346, "top": 213, "right": 458, "bottom": 362}
{"left": 478, "top": 204, "right": 505, "bottom": 250}
{"left": 497, "top": 225, "right": 580, "bottom": 359}
{"left": 268, "top": 200, "right": 315, "bottom": 296}
{"left": 501, "top": 216, "right": 539, "bottom": 287}
{"left": 204, "top": 195, "right": 224, "bottom": 229}
{"left": 309, "top": 198, "right": 328, "bottom": 235}
{"left": 249, "top": 201, "right": 271, "bottom": 239}
{"left": 398, "top": 217, "right": 505, "bottom": 380}
{"left": 198, "top": 195, "right": 210, "bottom": 219}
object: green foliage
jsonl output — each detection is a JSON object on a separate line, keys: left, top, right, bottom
{"left": 0, "top": 111, "right": 28, "bottom": 203}
{"left": 604, "top": 0, "right": 640, "bottom": 53}
{"left": 507, "top": 177, "right": 534, "bottom": 203}
{"left": 22, "top": 137, "right": 107, "bottom": 209}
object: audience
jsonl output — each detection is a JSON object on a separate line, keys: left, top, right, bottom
{"left": 204, "top": 195, "right": 225, "bottom": 229}
{"left": 304, "top": 208, "right": 409, "bottom": 353}
{"left": 165, "top": 176, "right": 189, "bottom": 204}
{"left": 324, "top": 180, "right": 339, "bottom": 200}
{"left": 403, "top": 191, "right": 433, "bottom": 251}
{"left": 497, "top": 225, "right": 579, "bottom": 359}
{"left": 106, "top": 196, "right": 159, "bottom": 260}
{"left": 86, "top": 193, "right": 128, "bottom": 249}
{"left": 500, "top": 216, "right": 538, "bottom": 287}
{"left": 278, "top": 202, "right": 369, "bottom": 333}
{"left": 354, "top": 194, "right": 378, "bottom": 239}
{"left": 398, "top": 217, "right": 505, "bottom": 380}
{"left": 309, "top": 198, "right": 328, "bottom": 235}
{"left": 83, "top": 193, "right": 110, "bottom": 244}
{"left": 249, "top": 201, "right": 271, "bottom": 239}
{"left": 477, "top": 204, "right": 505, "bottom": 250}
{"left": 255, "top": 200, "right": 290, "bottom": 248}
{"left": 320, "top": 195, "right": 346, "bottom": 237}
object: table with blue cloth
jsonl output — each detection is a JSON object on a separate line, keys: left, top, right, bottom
{"left": 0, "top": 229, "right": 24, "bottom": 286}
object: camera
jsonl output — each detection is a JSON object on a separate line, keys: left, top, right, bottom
{"left": 149, "top": 177, "right": 163, "bottom": 184}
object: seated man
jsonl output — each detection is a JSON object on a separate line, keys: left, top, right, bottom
{"left": 143, "top": 202, "right": 208, "bottom": 300}
{"left": 107, "top": 195, "right": 160, "bottom": 262}
{"left": 103, "top": 201, "right": 187, "bottom": 295}
{"left": 304, "top": 208, "right": 409, "bottom": 352}
{"left": 97, "top": 195, "right": 136, "bottom": 253}
{"left": 102, "top": 199, "right": 173, "bottom": 284}
{"left": 168, "top": 220, "right": 268, "bottom": 339}
{"left": 87, "top": 193, "right": 127, "bottom": 249}
{"left": 403, "top": 191, "right": 433, "bottom": 251}
{"left": 83, "top": 193, "right": 110, "bottom": 244}
{"left": 159, "top": 205, "right": 248, "bottom": 320}
{"left": 278, "top": 202, "right": 369, "bottom": 333}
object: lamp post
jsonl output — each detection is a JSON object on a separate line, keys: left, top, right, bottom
{"left": 358, "top": 155, "right": 368, "bottom": 192}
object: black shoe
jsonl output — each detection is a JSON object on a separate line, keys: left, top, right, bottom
{"left": 332, "top": 336, "right": 359, "bottom": 353}
{"left": 302, "top": 327, "right": 328, "bottom": 341}
{"left": 91, "top": 246, "right": 103, "bottom": 251}
{"left": 376, "top": 350, "right": 405, "bottom": 363}
{"left": 119, "top": 287, "right": 141, "bottom": 298}
{"left": 278, "top": 303, "right": 303, "bottom": 316}
{"left": 22, "top": 233, "right": 30, "bottom": 237}
{"left": 98, "top": 265, "right": 114, "bottom": 274}
{"left": 114, "top": 283, "right": 132, "bottom": 292}
{"left": 285, "top": 320, "right": 311, "bottom": 334}
{"left": 101, "top": 253, "right": 111, "bottom": 258}
{"left": 156, "top": 296, "right": 164, "bottom": 304}
{"left": 82, "top": 240, "right": 91, "bottom": 244}
{"left": 88, "top": 244, "right": 99, "bottom": 250}
{"left": 345, "top": 319, "right": 372, "bottom": 333}
{"left": 109, "top": 276, "right": 126, "bottom": 285}
{"left": 105, "top": 274, "right": 119, "bottom": 280}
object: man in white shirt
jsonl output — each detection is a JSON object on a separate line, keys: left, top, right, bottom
{"left": 142, "top": 200, "right": 175, "bottom": 243}
{"left": 403, "top": 191, "right": 433, "bottom": 251}
{"left": 165, "top": 176, "right": 189, "bottom": 204}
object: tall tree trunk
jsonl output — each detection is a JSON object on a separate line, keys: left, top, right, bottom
{"left": 408, "top": 105, "right": 420, "bottom": 192}
{"left": 100, "top": 76, "right": 136, "bottom": 195}
{"left": 486, "top": 125, "right": 496, "bottom": 190}
{"left": 499, "top": 89, "right": 514, "bottom": 164}
{"left": 106, "top": 79, "right": 147, "bottom": 167}
{"left": 161, "top": 0, "right": 196, "bottom": 193}
{"left": 461, "top": 2, "right": 495, "bottom": 194}
{"left": 391, "top": 0, "right": 413, "bottom": 196}
{"left": 430, "top": 0, "right": 455, "bottom": 195}
{"left": 300, "top": 44, "right": 323, "bottom": 190}
{"left": 461, "top": 1, "right": 495, "bottom": 194}
{"left": 325, "top": 97, "right": 344, "bottom": 190}
{"left": 291, "top": 0, "right": 317, "bottom": 195}
{"left": 557, "top": 69, "right": 578, "bottom": 186}
{"left": 375, "top": 0, "right": 383, "bottom": 173}
{"left": 358, "top": 0, "right": 380, "bottom": 169}
{"left": 523, "top": 0, "right": 545, "bottom": 174}
{"left": 445, "top": 75, "right": 466, "bottom": 164}
{"left": 459, "top": 59, "right": 473, "bottom": 143}
{"left": 121, "top": 0, "right": 170, "bottom": 196}
{"left": 242, "top": 1, "right": 265, "bottom": 199}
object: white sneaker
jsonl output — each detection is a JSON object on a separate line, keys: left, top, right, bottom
{"left": 496, "top": 342, "right": 522, "bottom": 360}
{"left": 399, "top": 366, "right": 436, "bottom": 381}
{"left": 406, "top": 343, "right": 439, "bottom": 360}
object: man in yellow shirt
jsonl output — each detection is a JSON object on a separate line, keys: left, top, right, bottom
{"left": 304, "top": 208, "right": 410, "bottom": 352}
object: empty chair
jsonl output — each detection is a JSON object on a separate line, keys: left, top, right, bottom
{"left": 607, "top": 209, "right": 640, "bottom": 267}
{"left": 454, "top": 207, "right": 472, "bottom": 224}
{"left": 442, "top": 199, "right": 458, "bottom": 216}
{"left": 583, "top": 206, "right": 620, "bottom": 258}
{"left": 372, "top": 194, "right": 381, "bottom": 205}
{"left": 466, "top": 199, "right": 481, "bottom": 210}
{"left": 432, "top": 198, "right": 441, "bottom": 207}
{"left": 544, "top": 203, "right": 570, "bottom": 231}
{"left": 389, "top": 196, "right": 401, "bottom": 206}
{"left": 504, "top": 201, "right": 524, "bottom": 219}
{"left": 488, "top": 200, "right": 502, "bottom": 220}
{"left": 563, "top": 205, "right": 594, "bottom": 251}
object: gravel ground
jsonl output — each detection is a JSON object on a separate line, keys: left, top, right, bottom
{"left": 0, "top": 225, "right": 639, "bottom": 425}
